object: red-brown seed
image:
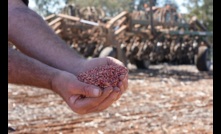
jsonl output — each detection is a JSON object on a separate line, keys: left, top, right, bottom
{"left": 77, "top": 65, "right": 128, "bottom": 88}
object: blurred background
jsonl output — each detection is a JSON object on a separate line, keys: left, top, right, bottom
{"left": 29, "top": 0, "right": 213, "bottom": 31}
{"left": 8, "top": 0, "right": 213, "bottom": 133}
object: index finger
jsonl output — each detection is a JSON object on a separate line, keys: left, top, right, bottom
{"left": 70, "top": 87, "right": 113, "bottom": 114}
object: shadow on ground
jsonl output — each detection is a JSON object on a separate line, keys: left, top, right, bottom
{"left": 129, "top": 65, "right": 213, "bottom": 82}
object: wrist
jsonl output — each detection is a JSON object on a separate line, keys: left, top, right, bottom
{"left": 71, "top": 58, "right": 87, "bottom": 75}
{"left": 51, "top": 70, "right": 67, "bottom": 94}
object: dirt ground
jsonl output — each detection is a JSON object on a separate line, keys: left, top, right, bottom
{"left": 8, "top": 64, "right": 213, "bottom": 134}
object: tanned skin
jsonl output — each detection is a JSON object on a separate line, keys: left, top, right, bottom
{"left": 8, "top": 0, "right": 128, "bottom": 114}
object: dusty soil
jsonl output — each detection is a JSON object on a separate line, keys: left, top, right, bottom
{"left": 8, "top": 64, "right": 213, "bottom": 134}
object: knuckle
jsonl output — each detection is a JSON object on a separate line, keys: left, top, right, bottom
{"left": 66, "top": 83, "right": 72, "bottom": 92}
{"left": 108, "top": 94, "right": 117, "bottom": 102}
{"left": 82, "top": 85, "right": 91, "bottom": 96}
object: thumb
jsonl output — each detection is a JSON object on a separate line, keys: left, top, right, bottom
{"left": 70, "top": 80, "right": 102, "bottom": 97}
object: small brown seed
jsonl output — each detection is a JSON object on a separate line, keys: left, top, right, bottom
{"left": 77, "top": 65, "right": 128, "bottom": 88}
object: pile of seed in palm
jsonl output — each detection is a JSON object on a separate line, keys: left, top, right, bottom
{"left": 77, "top": 65, "right": 128, "bottom": 88}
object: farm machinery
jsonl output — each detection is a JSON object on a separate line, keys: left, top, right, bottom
{"left": 45, "top": 3, "right": 213, "bottom": 71}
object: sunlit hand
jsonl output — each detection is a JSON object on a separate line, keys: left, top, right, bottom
{"left": 75, "top": 56, "right": 128, "bottom": 100}
{"left": 52, "top": 71, "right": 123, "bottom": 114}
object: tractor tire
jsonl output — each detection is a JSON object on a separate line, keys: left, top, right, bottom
{"left": 196, "top": 46, "right": 211, "bottom": 71}
{"left": 135, "top": 59, "right": 149, "bottom": 69}
{"left": 99, "top": 47, "right": 117, "bottom": 58}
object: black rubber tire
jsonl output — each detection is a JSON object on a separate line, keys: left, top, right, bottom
{"left": 196, "top": 46, "right": 211, "bottom": 71}
{"left": 99, "top": 47, "right": 117, "bottom": 58}
{"left": 135, "top": 59, "right": 149, "bottom": 69}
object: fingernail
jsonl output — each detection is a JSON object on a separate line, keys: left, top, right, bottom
{"left": 93, "top": 88, "right": 101, "bottom": 96}
{"left": 118, "top": 82, "right": 123, "bottom": 87}
{"left": 114, "top": 87, "right": 121, "bottom": 92}
{"left": 115, "top": 90, "right": 121, "bottom": 94}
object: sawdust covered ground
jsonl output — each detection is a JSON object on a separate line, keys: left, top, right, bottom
{"left": 8, "top": 64, "right": 213, "bottom": 134}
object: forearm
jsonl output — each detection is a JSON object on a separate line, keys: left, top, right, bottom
{"left": 8, "top": 47, "right": 60, "bottom": 90}
{"left": 8, "top": 1, "right": 85, "bottom": 75}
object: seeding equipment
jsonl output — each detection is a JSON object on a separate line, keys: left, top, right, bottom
{"left": 45, "top": 3, "right": 213, "bottom": 71}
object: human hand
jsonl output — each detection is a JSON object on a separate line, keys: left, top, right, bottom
{"left": 51, "top": 71, "right": 121, "bottom": 114}
{"left": 75, "top": 56, "right": 128, "bottom": 100}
